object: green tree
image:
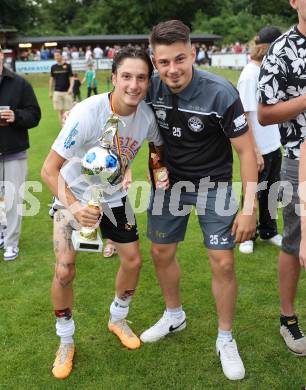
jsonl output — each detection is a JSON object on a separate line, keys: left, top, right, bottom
{"left": 192, "top": 0, "right": 296, "bottom": 44}
{"left": 24, "top": 0, "right": 225, "bottom": 36}
{"left": 27, "top": 0, "right": 91, "bottom": 35}
{"left": 74, "top": 0, "right": 215, "bottom": 35}
{"left": 7, "top": 0, "right": 300, "bottom": 40}
{"left": 249, "top": 0, "right": 296, "bottom": 20}
{"left": 0, "top": 0, "right": 39, "bottom": 34}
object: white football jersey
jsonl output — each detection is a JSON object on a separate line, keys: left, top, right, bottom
{"left": 52, "top": 93, "right": 162, "bottom": 208}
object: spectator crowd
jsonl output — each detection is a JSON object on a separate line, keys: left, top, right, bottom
{"left": 17, "top": 42, "right": 249, "bottom": 65}
{"left": 18, "top": 44, "right": 145, "bottom": 62}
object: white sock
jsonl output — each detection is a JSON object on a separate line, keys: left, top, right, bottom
{"left": 217, "top": 328, "right": 233, "bottom": 344}
{"left": 166, "top": 306, "right": 184, "bottom": 319}
{"left": 109, "top": 295, "right": 130, "bottom": 323}
{"left": 56, "top": 317, "right": 75, "bottom": 345}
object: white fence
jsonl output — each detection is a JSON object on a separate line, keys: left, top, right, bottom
{"left": 15, "top": 54, "right": 248, "bottom": 74}
{"left": 211, "top": 53, "right": 249, "bottom": 69}
{"left": 15, "top": 58, "right": 113, "bottom": 74}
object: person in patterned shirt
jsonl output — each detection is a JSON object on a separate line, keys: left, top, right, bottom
{"left": 258, "top": 0, "right": 306, "bottom": 357}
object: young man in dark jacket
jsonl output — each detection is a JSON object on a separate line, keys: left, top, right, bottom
{"left": 0, "top": 45, "right": 41, "bottom": 260}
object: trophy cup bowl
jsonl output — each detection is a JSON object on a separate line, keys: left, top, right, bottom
{"left": 71, "top": 145, "right": 122, "bottom": 252}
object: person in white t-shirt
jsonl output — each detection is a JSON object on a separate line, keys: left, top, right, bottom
{"left": 93, "top": 44, "right": 103, "bottom": 59}
{"left": 41, "top": 47, "right": 168, "bottom": 380}
{"left": 70, "top": 48, "right": 79, "bottom": 60}
{"left": 85, "top": 46, "right": 93, "bottom": 62}
{"left": 237, "top": 26, "right": 283, "bottom": 254}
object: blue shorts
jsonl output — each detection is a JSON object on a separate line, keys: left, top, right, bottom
{"left": 147, "top": 183, "right": 238, "bottom": 249}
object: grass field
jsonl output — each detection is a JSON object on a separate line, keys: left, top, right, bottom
{"left": 0, "top": 68, "right": 305, "bottom": 390}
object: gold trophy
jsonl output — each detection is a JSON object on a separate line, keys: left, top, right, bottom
{"left": 71, "top": 114, "right": 124, "bottom": 252}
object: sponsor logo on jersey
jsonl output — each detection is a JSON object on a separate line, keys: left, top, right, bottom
{"left": 64, "top": 122, "right": 78, "bottom": 149}
{"left": 233, "top": 113, "right": 247, "bottom": 132}
{"left": 188, "top": 116, "right": 204, "bottom": 132}
{"left": 155, "top": 108, "right": 169, "bottom": 129}
{"left": 158, "top": 121, "right": 169, "bottom": 129}
{"left": 156, "top": 109, "right": 166, "bottom": 121}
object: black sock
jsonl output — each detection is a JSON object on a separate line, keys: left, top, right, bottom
{"left": 280, "top": 315, "right": 304, "bottom": 340}
{"left": 280, "top": 314, "right": 297, "bottom": 325}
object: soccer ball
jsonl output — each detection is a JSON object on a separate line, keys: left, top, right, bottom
{"left": 81, "top": 146, "right": 122, "bottom": 185}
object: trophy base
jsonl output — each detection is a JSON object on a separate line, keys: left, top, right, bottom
{"left": 72, "top": 230, "right": 103, "bottom": 252}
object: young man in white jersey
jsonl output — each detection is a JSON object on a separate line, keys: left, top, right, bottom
{"left": 237, "top": 26, "right": 283, "bottom": 255}
{"left": 41, "top": 47, "right": 167, "bottom": 380}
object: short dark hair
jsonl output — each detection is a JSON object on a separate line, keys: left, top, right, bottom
{"left": 54, "top": 49, "right": 62, "bottom": 55}
{"left": 149, "top": 20, "right": 190, "bottom": 48}
{"left": 112, "top": 46, "right": 153, "bottom": 78}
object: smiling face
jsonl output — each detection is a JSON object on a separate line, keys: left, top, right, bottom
{"left": 152, "top": 41, "right": 196, "bottom": 94}
{"left": 111, "top": 57, "right": 150, "bottom": 116}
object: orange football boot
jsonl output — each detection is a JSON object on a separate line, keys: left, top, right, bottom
{"left": 108, "top": 319, "right": 141, "bottom": 349}
{"left": 52, "top": 343, "right": 75, "bottom": 379}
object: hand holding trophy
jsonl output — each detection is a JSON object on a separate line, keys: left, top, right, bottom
{"left": 71, "top": 114, "right": 124, "bottom": 252}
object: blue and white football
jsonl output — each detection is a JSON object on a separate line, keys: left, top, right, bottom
{"left": 82, "top": 146, "right": 122, "bottom": 185}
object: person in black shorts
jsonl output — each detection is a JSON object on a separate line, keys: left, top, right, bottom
{"left": 41, "top": 47, "right": 167, "bottom": 379}
{"left": 49, "top": 49, "right": 74, "bottom": 125}
{"left": 139, "top": 20, "right": 258, "bottom": 381}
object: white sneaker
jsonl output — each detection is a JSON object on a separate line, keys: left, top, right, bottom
{"left": 239, "top": 240, "right": 253, "bottom": 254}
{"left": 262, "top": 234, "right": 282, "bottom": 247}
{"left": 3, "top": 246, "right": 19, "bottom": 261}
{"left": 216, "top": 339, "right": 245, "bottom": 380}
{"left": 140, "top": 311, "right": 186, "bottom": 343}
